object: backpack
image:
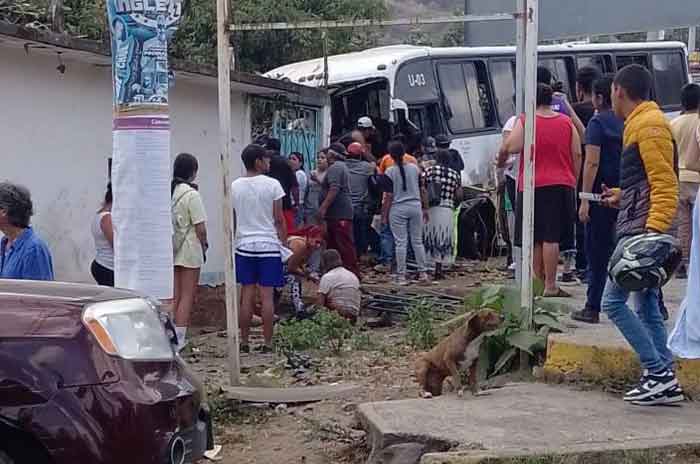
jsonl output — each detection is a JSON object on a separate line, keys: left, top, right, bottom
{"left": 172, "top": 185, "right": 194, "bottom": 254}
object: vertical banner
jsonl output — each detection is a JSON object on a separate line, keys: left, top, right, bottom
{"left": 107, "top": 0, "right": 182, "bottom": 299}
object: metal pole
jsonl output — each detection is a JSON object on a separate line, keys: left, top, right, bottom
{"left": 520, "top": 0, "right": 538, "bottom": 332}
{"left": 322, "top": 30, "right": 329, "bottom": 88}
{"left": 230, "top": 13, "right": 516, "bottom": 31}
{"left": 689, "top": 26, "right": 697, "bottom": 53}
{"left": 513, "top": 0, "right": 526, "bottom": 284}
{"left": 217, "top": 0, "right": 241, "bottom": 385}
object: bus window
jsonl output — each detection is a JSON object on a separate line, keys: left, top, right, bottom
{"left": 408, "top": 104, "right": 442, "bottom": 138}
{"left": 490, "top": 60, "right": 516, "bottom": 125}
{"left": 538, "top": 57, "right": 574, "bottom": 97}
{"left": 438, "top": 62, "right": 495, "bottom": 133}
{"left": 577, "top": 55, "right": 614, "bottom": 74}
{"left": 652, "top": 52, "right": 684, "bottom": 108}
{"left": 615, "top": 54, "right": 649, "bottom": 71}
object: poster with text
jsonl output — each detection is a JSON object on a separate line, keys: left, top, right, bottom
{"left": 107, "top": 0, "right": 182, "bottom": 299}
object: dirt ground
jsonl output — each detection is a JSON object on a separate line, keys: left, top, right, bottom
{"left": 184, "top": 260, "right": 510, "bottom": 464}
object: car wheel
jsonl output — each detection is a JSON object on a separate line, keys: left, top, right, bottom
{"left": 0, "top": 450, "right": 15, "bottom": 464}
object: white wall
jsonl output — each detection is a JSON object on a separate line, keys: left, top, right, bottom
{"left": 0, "top": 45, "right": 247, "bottom": 284}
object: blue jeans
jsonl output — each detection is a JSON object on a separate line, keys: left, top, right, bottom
{"left": 379, "top": 223, "right": 395, "bottom": 265}
{"left": 601, "top": 279, "right": 673, "bottom": 372}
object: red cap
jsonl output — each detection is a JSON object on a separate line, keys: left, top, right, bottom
{"left": 347, "top": 142, "right": 365, "bottom": 157}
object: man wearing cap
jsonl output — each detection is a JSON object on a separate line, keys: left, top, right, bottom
{"left": 346, "top": 142, "right": 377, "bottom": 257}
{"left": 318, "top": 143, "right": 361, "bottom": 278}
{"left": 435, "top": 134, "right": 465, "bottom": 175}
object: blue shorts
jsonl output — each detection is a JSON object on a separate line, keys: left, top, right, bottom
{"left": 235, "top": 252, "right": 284, "bottom": 287}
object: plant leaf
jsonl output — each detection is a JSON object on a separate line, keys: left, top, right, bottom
{"left": 480, "top": 285, "right": 503, "bottom": 303}
{"left": 506, "top": 330, "right": 546, "bottom": 355}
{"left": 464, "top": 290, "right": 483, "bottom": 310}
{"left": 493, "top": 347, "right": 517, "bottom": 375}
{"left": 533, "top": 313, "right": 567, "bottom": 333}
{"left": 532, "top": 278, "right": 545, "bottom": 297}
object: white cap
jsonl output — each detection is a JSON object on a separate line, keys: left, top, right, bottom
{"left": 357, "top": 116, "right": 374, "bottom": 129}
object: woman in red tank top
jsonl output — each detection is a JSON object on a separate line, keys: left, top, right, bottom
{"left": 498, "top": 84, "right": 582, "bottom": 297}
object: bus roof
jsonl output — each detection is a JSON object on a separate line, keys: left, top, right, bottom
{"left": 266, "top": 41, "right": 687, "bottom": 89}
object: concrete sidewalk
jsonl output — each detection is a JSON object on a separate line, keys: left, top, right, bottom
{"left": 358, "top": 383, "right": 700, "bottom": 464}
{"left": 542, "top": 278, "right": 700, "bottom": 395}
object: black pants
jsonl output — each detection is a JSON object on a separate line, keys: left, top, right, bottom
{"left": 585, "top": 206, "right": 618, "bottom": 312}
{"left": 91, "top": 260, "right": 115, "bottom": 287}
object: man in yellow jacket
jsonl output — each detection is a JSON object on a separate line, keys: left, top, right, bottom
{"left": 601, "top": 64, "right": 682, "bottom": 405}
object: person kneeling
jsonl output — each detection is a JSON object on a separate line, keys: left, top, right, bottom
{"left": 317, "top": 249, "right": 361, "bottom": 324}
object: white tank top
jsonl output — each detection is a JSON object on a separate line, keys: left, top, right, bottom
{"left": 92, "top": 211, "right": 114, "bottom": 270}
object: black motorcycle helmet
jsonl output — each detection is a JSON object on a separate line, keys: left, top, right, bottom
{"left": 608, "top": 233, "right": 682, "bottom": 292}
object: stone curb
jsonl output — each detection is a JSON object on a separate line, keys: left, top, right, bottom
{"left": 420, "top": 441, "right": 700, "bottom": 463}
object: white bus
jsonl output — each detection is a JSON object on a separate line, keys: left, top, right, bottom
{"left": 267, "top": 42, "right": 690, "bottom": 186}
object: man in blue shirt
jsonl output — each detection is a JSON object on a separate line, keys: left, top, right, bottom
{"left": 572, "top": 76, "right": 623, "bottom": 324}
{"left": 0, "top": 183, "right": 54, "bottom": 281}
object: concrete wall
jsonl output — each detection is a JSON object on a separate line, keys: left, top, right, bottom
{"left": 0, "top": 44, "right": 248, "bottom": 284}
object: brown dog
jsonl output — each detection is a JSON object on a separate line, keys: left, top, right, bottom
{"left": 415, "top": 310, "right": 502, "bottom": 397}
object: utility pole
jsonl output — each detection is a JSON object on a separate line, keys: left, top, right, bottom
{"left": 520, "top": 0, "right": 538, "bottom": 341}
{"left": 217, "top": 0, "right": 241, "bottom": 385}
{"left": 689, "top": 26, "right": 697, "bottom": 53}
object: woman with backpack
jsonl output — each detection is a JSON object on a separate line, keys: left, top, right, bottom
{"left": 422, "top": 149, "right": 462, "bottom": 280}
{"left": 171, "top": 153, "right": 208, "bottom": 350}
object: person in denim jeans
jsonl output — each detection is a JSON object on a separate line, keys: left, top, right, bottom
{"left": 382, "top": 141, "right": 429, "bottom": 285}
{"left": 601, "top": 64, "right": 682, "bottom": 405}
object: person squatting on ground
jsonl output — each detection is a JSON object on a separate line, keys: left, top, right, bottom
{"left": 601, "top": 64, "right": 683, "bottom": 405}
{"left": 572, "top": 76, "right": 623, "bottom": 324}
{"left": 0, "top": 182, "right": 54, "bottom": 281}
{"left": 499, "top": 83, "right": 581, "bottom": 298}
{"left": 422, "top": 149, "right": 463, "bottom": 280}
{"left": 383, "top": 141, "right": 430, "bottom": 285}
{"left": 317, "top": 249, "right": 361, "bottom": 324}
{"left": 670, "top": 83, "right": 700, "bottom": 279}
{"left": 91, "top": 183, "right": 115, "bottom": 287}
{"left": 171, "top": 153, "right": 209, "bottom": 351}
{"left": 318, "top": 144, "right": 361, "bottom": 278}
{"left": 232, "top": 144, "right": 288, "bottom": 354}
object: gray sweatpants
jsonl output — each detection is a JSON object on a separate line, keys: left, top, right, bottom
{"left": 390, "top": 201, "right": 427, "bottom": 276}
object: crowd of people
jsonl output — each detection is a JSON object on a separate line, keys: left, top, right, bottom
{"left": 3, "top": 61, "right": 700, "bottom": 406}
{"left": 498, "top": 63, "right": 700, "bottom": 406}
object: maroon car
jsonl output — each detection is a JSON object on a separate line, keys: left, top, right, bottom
{"left": 0, "top": 280, "right": 212, "bottom": 464}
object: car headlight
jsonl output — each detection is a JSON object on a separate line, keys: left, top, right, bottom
{"left": 83, "top": 298, "right": 174, "bottom": 361}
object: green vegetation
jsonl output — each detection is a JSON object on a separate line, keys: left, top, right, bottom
{"left": 406, "top": 300, "right": 437, "bottom": 350}
{"left": 465, "top": 281, "right": 567, "bottom": 376}
{"left": 274, "top": 310, "right": 357, "bottom": 355}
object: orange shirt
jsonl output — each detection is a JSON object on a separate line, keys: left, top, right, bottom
{"left": 378, "top": 154, "right": 418, "bottom": 174}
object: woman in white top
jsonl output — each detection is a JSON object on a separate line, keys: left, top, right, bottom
{"left": 171, "top": 153, "right": 208, "bottom": 349}
{"left": 91, "top": 183, "right": 114, "bottom": 286}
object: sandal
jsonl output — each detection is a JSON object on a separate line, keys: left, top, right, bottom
{"left": 543, "top": 287, "right": 572, "bottom": 298}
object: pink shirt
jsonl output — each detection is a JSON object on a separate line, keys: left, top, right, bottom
{"left": 518, "top": 113, "right": 576, "bottom": 191}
